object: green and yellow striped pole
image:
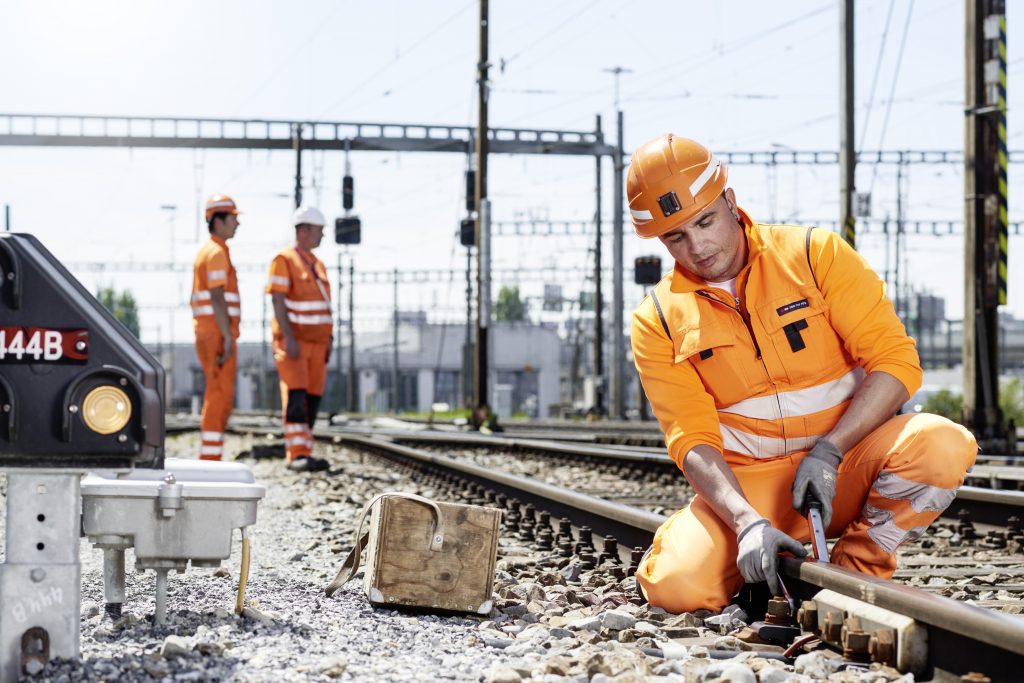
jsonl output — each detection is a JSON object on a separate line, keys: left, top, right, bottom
{"left": 995, "top": 11, "right": 1008, "bottom": 305}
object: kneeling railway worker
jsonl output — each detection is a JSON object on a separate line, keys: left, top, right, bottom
{"left": 192, "top": 194, "right": 242, "bottom": 461}
{"left": 267, "top": 206, "right": 333, "bottom": 472}
{"left": 627, "top": 134, "right": 978, "bottom": 613}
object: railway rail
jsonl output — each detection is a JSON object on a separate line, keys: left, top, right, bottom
{"left": 192, "top": 419, "right": 1024, "bottom": 681}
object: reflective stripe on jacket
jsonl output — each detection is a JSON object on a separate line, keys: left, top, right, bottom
{"left": 631, "top": 211, "right": 922, "bottom": 473}
{"left": 266, "top": 246, "right": 332, "bottom": 343}
{"left": 191, "top": 235, "right": 240, "bottom": 337}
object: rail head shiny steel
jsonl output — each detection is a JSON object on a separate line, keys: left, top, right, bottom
{"left": 807, "top": 500, "right": 830, "bottom": 563}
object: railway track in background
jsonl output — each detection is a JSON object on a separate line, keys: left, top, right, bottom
{"left": 174, "top": 420, "right": 1024, "bottom": 681}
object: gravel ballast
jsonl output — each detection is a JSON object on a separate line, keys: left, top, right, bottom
{"left": 0, "top": 430, "right": 1012, "bottom": 681}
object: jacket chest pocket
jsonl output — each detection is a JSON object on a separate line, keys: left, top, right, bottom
{"left": 674, "top": 322, "right": 752, "bottom": 407}
{"left": 755, "top": 289, "right": 847, "bottom": 384}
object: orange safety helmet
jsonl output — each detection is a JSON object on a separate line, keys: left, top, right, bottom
{"left": 627, "top": 134, "right": 728, "bottom": 238}
{"left": 204, "top": 194, "right": 242, "bottom": 221}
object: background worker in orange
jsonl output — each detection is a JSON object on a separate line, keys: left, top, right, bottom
{"left": 192, "top": 194, "right": 242, "bottom": 461}
{"left": 628, "top": 135, "right": 978, "bottom": 613}
{"left": 267, "top": 206, "right": 332, "bottom": 472}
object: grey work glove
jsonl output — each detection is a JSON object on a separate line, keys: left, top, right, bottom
{"left": 736, "top": 519, "right": 807, "bottom": 595}
{"left": 791, "top": 439, "right": 843, "bottom": 529}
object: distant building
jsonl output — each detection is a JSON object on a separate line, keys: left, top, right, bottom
{"left": 150, "top": 319, "right": 560, "bottom": 417}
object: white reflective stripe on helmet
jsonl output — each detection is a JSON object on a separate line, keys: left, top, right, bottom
{"left": 207, "top": 200, "right": 236, "bottom": 210}
{"left": 688, "top": 154, "right": 721, "bottom": 198}
{"left": 630, "top": 208, "right": 653, "bottom": 221}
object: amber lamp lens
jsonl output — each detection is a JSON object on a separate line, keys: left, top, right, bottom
{"left": 82, "top": 386, "right": 131, "bottom": 435}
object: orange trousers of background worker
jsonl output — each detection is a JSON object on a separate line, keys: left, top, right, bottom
{"left": 637, "top": 413, "right": 978, "bottom": 613}
{"left": 195, "top": 332, "right": 237, "bottom": 461}
{"left": 273, "top": 337, "right": 328, "bottom": 462}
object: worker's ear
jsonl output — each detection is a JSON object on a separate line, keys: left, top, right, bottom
{"left": 724, "top": 188, "right": 740, "bottom": 221}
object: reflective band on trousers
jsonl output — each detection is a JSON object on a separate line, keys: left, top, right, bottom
{"left": 201, "top": 431, "right": 223, "bottom": 441}
{"left": 862, "top": 502, "right": 929, "bottom": 554}
{"left": 720, "top": 368, "right": 864, "bottom": 421}
{"left": 871, "top": 470, "right": 957, "bottom": 513}
{"left": 200, "top": 445, "right": 223, "bottom": 456}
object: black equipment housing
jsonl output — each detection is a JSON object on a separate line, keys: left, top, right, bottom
{"left": 634, "top": 256, "right": 663, "bottom": 286}
{"left": 460, "top": 217, "right": 476, "bottom": 247}
{"left": 0, "top": 233, "right": 164, "bottom": 469}
{"left": 335, "top": 216, "right": 361, "bottom": 245}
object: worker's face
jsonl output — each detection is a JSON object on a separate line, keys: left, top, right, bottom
{"left": 213, "top": 213, "right": 239, "bottom": 240}
{"left": 224, "top": 214, "right": 239, "bottom": 238}
{"left": 658, "top": 188, "right": 747, "bottom": 282}
{"left": 296, "top": 224, "right": 324, "bottom": 251}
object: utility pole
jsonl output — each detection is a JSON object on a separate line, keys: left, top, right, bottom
{"left": 593, "top": 114, "right": 605, "bottom": 417}
{"left": 473, "top": 0, "right": 490, "bottom": 423}
{"left": 293, "top": 123, "right": 303, "bottom": 208}
{"left": 840, "top": 0, "right": 856, "bottom": 248}
{"left": 603, "top": 66, "right": 633, "bottom": 111}
{"left": 465, "top": 245, "right": 473, "bottom": 408}
{"left": 611, "top": 110, "right": 625, "bottom": 419}
{"left": 336, "top": 252, "right": 344, "bottom": 412}
{"left": 964, "top": 0, "right": 1009, "bottom": 450}
{"left": 392, "top": 268, "right": 400, "bottom": 413}
{"left": 348, "top": 261, "right": 356, "bottom": 412}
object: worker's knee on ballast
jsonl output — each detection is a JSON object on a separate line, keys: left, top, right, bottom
{"left": 285, "top": 389, "right": 309, "bottom": 424}
{"left": 639, "top": 562, "right": 733, "bottom": 614}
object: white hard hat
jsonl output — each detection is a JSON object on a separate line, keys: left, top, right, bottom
{"left": 292, "top": 206, "right": 326, "bottom": 227}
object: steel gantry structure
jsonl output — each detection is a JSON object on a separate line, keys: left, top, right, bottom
{"left": 0, "top": 111, "right": 624, "bottom": 417}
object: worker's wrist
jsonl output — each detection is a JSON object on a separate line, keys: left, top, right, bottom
{"left": 736, "top": 518, "right": 770, "bottom": 543}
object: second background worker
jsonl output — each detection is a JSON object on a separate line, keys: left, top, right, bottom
{"left": 267, "top": 206, "right": 333, "bottom": 472}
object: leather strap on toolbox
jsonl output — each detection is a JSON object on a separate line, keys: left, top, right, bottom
{"left": 325, "top": 491, "right": 445, "bottom": 597}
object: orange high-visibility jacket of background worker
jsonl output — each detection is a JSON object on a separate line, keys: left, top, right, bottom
{"left": 266, "top": 246, "right": 332, "bottom": 461}
{"left": 631, "top": 211, "right": 975, "bottom": 611}
{"left": 192, "top": 234, "right": 240, "bottom": 460}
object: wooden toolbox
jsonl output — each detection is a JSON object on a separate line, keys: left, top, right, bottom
{"left": 326, "top": 492, "right": 501, "bottom": 615}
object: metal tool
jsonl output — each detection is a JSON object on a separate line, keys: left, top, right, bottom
{"left": 806, "top": 498, "right": 830, "bottom": 562}
{"left": 777, "top": 572, "right": 796, "bottom": 613}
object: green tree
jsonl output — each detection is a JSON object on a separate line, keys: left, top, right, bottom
{"left": 97, "top": 287, "right": 140, "bottom": 337}
{"left": 495, "top": 286, "right": 526, "bottom": 322}
{"left": 920, "top": 378, "right": 1024, "bottom": 425}
{"left": 999, "top": 377, "right": 1024, "bottom": 425}
{"left": 921, "top": 389, "right": 962, "bottom": 421}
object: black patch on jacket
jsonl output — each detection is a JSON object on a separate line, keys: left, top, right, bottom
{"left": 776, "top": 298, "right": 809, "bottom": 316}
{"left": 698, "top": 349, "right": 714, "bottom": 360}
{"left": 783, "top": 319, "right": 809, "bottom": 352}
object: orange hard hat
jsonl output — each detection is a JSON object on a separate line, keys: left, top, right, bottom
{"left": 627, "top": 134, "right": 728, "bottom": 238}
{"left": 204, "top": 194, "right": 242, "bottom": 221}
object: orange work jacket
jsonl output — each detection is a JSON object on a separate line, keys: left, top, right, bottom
{"left": 191, "top": 235, "right": 240, "bottom": 338}
{"left": 631, "top": 210, "right": 921, "bottom": 475}
{"left": 266, "top": 246, "right": 332, "bottom": 343}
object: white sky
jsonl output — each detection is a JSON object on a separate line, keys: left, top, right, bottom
{"left": 0, "top": 0, "right": 1020, "bottom": 343}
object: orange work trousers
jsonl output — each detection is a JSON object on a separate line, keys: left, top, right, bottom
{"left": 195, "top": 331, "right": 238, "bottom": 461}
{"left": 273, "top": 336, "right": 328, "bottom": 462}
{"left": 637, "top": 413, "right": 978, "bottom": 613}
